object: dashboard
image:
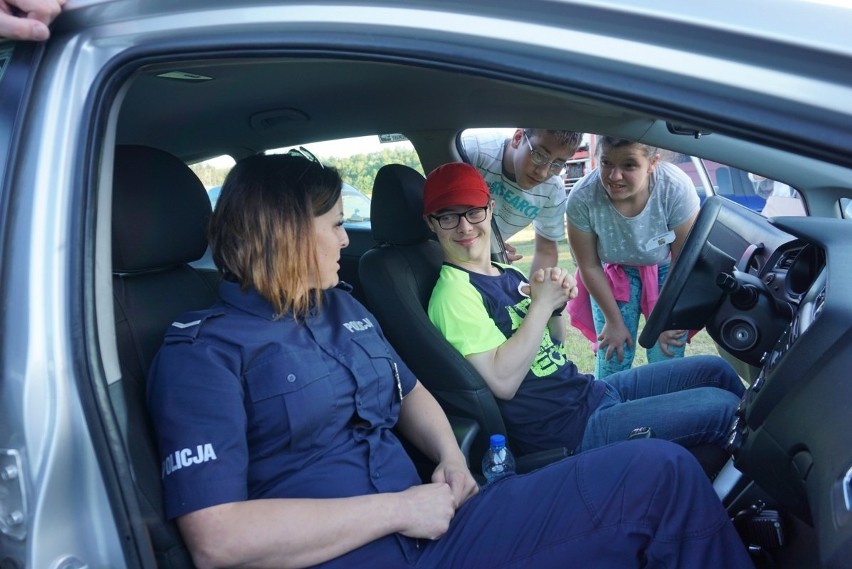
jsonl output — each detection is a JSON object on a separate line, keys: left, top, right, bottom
{"left": 641, "top": 197, "right": 852, "bottom": 568}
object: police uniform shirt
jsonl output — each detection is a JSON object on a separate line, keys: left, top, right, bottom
{"left": 147, "top": 280, "right": 420, "bottom": 522}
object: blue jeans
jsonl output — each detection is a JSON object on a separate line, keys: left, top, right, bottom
{"left": 592, "top": 263, "right": 685, "bottom": 378}
{"left": 576, "top": 355, "right": 745, "bottom": 453}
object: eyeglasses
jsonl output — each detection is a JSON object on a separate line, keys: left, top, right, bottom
{"left": 430, "top": 205, "right": 489, "bottom": 230}
{"left": 287, "top": 145, "right": 323, "bottom": 166}
{"left": 287, "top": 146, "right": 324, "bottom": 184}
{"left": 523, "top": 132, "right": 567, "bottom": 175}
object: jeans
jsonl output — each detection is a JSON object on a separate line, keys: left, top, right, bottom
{"left": 576, "top": 355, "right": 745, "bottom": 453}
{"left": 592, "top": 263, "right": 685, "bottom": 378}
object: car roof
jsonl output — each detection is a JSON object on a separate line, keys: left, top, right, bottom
{"left": 46, "top": 1, "right": 852, "bottom": 176}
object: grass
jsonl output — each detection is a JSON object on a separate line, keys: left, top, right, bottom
{"left": 506, "top": 227, "right": 721, "bottom": 375}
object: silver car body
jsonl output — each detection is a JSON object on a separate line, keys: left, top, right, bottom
{"left": 3, "top": 1, "right": 852, "bottom": 567}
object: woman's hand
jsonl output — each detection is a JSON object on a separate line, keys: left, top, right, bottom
{"left": 432, "top": 457, "right": 479, "bottom": 508}
{"left": 657, "top": 329, "right": 687, "bottom": 356}
{"left": 395, "top": 483, "right": 458, "bottom": 541}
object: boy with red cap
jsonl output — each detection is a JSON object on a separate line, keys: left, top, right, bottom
{"left": 425, "top": 162, "right": 745, "bottom": 461}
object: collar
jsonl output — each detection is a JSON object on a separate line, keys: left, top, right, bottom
{"left": 218, "top": 280, "right": 353, "bottom": 320}
{"left": 219, "top": 280, "right": 279, "bottom": 320}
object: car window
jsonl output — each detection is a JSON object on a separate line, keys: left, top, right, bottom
{"left": 189, "top": 154, "right": 234, "bottom": 209}
{"left": 278, "top": 135, "right": 423, "bottom": 229}
{"left": 667, "top": 154, "right": 807, "bottom": 217}
{"left": 840, "top": 197, "right": 852, "bottom": 219}
{"left": 341, "top": 183, "right": 372, "bottom": 227}
{"left": 189, "top": 136, "right": 423, "bottom": 230}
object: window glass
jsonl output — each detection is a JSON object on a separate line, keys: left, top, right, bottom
{"left": 666, "top": 152, "right": 708, "bottom": 203}
{"left": 666, "top": 154, "right": 806, "bottom": 217}
{"left": 276, "top": 134, "right": 422, "bottom": 199}
{"left": 749, "top": 174, "right": 807, "bottom": 217}
{"left": 278, "top": 135, "right": 422, "bottom": 229}
{"left": 341, "top": 182, "right": 372, "bottom": 227}
{"left": 839, "top": 197, "right": 852, "bottom": 220}
{"left": 189, "top": 155, "right": 234, "bottom": 209}
{"left": 190, "top": 135, "right": 423, "bottom": 229}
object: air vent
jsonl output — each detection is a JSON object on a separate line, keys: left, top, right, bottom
{"left": 777, "top": 248, "right": 802, "bottom": 270}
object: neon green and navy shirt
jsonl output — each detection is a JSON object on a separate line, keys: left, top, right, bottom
{"left": 428, "top": 262, "right": 606, "bottom": 454}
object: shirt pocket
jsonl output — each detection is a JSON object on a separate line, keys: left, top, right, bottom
{"left": 243, "top": 352, "right": 334, "bottom": 455}
{"left": 350, "top": 334, "right": 400, "bottom": 421}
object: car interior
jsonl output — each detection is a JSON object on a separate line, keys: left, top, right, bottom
{"left": 92, "top": 48, "right": 852, "bottom": 568}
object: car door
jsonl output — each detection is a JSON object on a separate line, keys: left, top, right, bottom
{"left": 0, "top": 38, "right": 143, "bottom": 568}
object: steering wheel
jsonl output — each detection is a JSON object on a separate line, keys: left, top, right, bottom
{"left": 638, "top": 197, "right": 725, "bottom": 349}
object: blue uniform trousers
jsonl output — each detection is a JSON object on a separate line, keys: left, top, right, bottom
{"left": 319, "top": 439, "right": 754, "bottom": 568}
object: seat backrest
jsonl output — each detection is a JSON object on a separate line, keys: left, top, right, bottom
{"left": 112, "top": 145, "right": 220, "bottom": 568}
{"left": 359, "top": 164, "right": 509, "bottom": 467}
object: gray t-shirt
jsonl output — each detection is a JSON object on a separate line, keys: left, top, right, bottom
{"left": 565, "top": 162, "right": 699, "bottom": 265}
{"left": 462, "top": 131, "right": 567, "bottom": 241}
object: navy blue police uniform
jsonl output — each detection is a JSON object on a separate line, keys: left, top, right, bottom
{"left": 147, "top": 280, "right": 755, "bottom": 569}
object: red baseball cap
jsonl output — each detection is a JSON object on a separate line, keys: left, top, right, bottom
{"left": 423, "top": 162, "right": 490, "bottom": 215}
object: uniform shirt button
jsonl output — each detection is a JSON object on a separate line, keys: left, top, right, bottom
{"left": 286, "top": 374, "right": 296, "bottom": 383}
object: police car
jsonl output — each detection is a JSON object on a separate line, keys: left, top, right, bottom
{"left": 3, "top": 1, "right": 852, "bottom": 568}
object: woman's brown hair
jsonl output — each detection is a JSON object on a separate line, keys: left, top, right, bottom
{"left": 208, "top": 153, "right": 342, "bottom": 319}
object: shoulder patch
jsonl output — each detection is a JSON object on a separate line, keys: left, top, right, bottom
{"left": 164, "top": 309, "right": 225, "bottom": 343}
{"left": 171, "top": 319, "right": 202, "bottom": 329}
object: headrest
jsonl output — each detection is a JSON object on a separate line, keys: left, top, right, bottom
{"left": 370, "top": 164, "right": 432, "bottom": 245}
{"left": 112, "top": 145, "right": 212, "bottom": 273}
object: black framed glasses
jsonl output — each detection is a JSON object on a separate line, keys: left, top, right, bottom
{"left": 430, "top": 205, "right": 489, "bottom": 230}
{"left": 523, "top": 132, "right": 567, "bottom": 175}
{"left": 287, "top": 146, "right": 324, "bottom": 184}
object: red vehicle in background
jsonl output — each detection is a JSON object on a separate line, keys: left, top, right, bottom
{"left": 563, "top": 133, "right": 595, "bottom": 191}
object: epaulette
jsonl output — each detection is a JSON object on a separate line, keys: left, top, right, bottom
{"left": 163, "top": 309, "right": 225, "bottom": 343}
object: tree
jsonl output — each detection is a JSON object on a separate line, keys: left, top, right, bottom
{"left": 188, "top": 146, "right": 424, "bottom": 197}
{"left": 323, "top": 147, "right": 423, "bottom": 197}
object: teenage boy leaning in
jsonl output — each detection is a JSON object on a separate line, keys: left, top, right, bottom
{"left": 461, "top": 128, "right": 582, "bottom": 273}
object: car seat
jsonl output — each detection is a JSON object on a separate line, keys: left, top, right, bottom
{"left": 358, "top": 164, "right": 570, "bottom": 475}
{"left": 111, "top": 145, "right": 220, "bottom": 568}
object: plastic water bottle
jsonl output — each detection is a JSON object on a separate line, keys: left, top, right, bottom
{"left": 481, "top": 434, "right": 516, "bottom": 484}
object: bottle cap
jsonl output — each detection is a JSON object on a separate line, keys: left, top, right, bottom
{"left": 489, "top": 434, "right": 506, "bottom": 447}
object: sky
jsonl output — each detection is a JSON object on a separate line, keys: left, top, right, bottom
{"left": 204, "top": 134, "right": 411, "bottom": 168}
{"left": 302, "top": 135, "right": 412, "bottom": 158}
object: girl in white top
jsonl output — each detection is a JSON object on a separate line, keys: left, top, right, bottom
{"left": 566, "top": 136, "right": 699, "bottom": 378}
